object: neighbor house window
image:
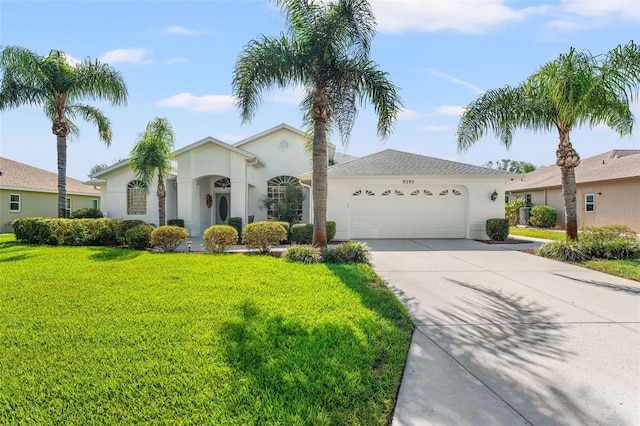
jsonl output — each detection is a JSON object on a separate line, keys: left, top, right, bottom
{"left": 92, "top": 199, "right": 99, "bottom": 210}
{"left": 127, "top": 180, "right": 147, "bottom": 215}
{"left": 267, "top": 175, "right": 302, "bottom": 221}
{"left": 585, "top": 194, "right": 595, "bottom": 212}
{"left": 10, "top": 194, "right": 20, "bottom": 212}
{"left": 66, "top": 198, "right": 71, "bottom": 218}
{"left": 525, "top": 194, "right": 532, "bottom": 205}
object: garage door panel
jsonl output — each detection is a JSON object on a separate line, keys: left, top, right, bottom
{"left": 349, "top": 186, "right": 466, "bottom": 239}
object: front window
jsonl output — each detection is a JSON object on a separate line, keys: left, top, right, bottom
{"left": 585, "top": 194, "right": 595, "bottom": 212}
{"left": 92, "top": 199, "right": 99, "bottom": 210}
{"left": 10, "top": 194, "right": 20, "bottom": 212}
{"left": 267, "top": 175, "right": 303, "bottom": 221}
{"left": 127, "top": 180, "right": 147, "bottom": 215}
{"left": 66, "top": 198, "right": 71, "bottom": 218}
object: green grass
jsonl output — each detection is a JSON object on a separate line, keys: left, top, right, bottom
{"left": 583, "top": 259, "right": 640, "bottom": 281}
{"left": 0, "top": 234, "right": 413, "bottom": 425}
{"left": 509, "top": 226, "right": 566, "bottom": 241}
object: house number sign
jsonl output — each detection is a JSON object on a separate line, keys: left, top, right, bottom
{"left": 402, "top": 180, "right": 415, "bottom": 184}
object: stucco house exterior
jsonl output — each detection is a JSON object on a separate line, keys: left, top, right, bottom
{"left": 506, "top": 150, "right": 640, "bottom": 232}
{"left": 0, "top": 157, "right": 101, "bottom": 233}
{"left": 91, "top": 123, "right": 511, "bottom": 240}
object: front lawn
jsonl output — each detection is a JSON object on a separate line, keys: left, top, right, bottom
{"left": 0, "top": 234, "right": 412, "bottom": 424}
{"left": 583, "top": 259, "right": 640, "bottom": 281}
{"left": 509, "top": 226, "right": 566, "bottom": 240}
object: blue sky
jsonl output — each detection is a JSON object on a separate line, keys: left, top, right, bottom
{"left": 1, "top": 0, "right": 639, "bottom": 180}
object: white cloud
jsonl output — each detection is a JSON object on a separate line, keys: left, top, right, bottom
{"left": 421, "top": 125, "right": 450, "bottom": 133}
{"left": 268, "top": 86, "right": 306, "bottom": 105}
{"left": 156, "top": 92, "right": 235, "bottom": 113}
{"left": 167, "top": 57, "right": 187, "bottom": 64}
{"left": 436, "top": 105, "right": 465, "bottom": 116}
{"left": 560, "top": 0, "right": 640, "bottom": 19}
{"left": 99, "top": 48, "right": 152, "bottom": 64}
{"left": 428, "top": 68, "right": 484, "bottom": 94}
{"left": 370, "top": 0, "right": 546, "bottom": 34}
{"left": 397, "top": 108, "right": 426, "bottom": 121}
{"left": 163, "top": 25, "right": 208, "bottom": 36}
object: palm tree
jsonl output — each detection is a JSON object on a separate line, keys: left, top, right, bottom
{"left": 0, "top": 46, "right": 128, "bottom": 217}
{"left": 458, "top": 41, "right": 640, "bottom": 240}
{"left": 232, "top": 0, "right": 401, "bottom": 247}
{"left": 129, "top": 117, "right": 176, "bottom": 226}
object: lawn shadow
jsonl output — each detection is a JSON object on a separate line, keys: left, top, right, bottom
{"left": 551, "top": 272, "right": 640, "bottom": 295}
{"left": 406, "top": 278, "right": 627, "bottom": 425}
{"left": 0, "top": 240, "right": 37, "bottom": 262}
{"left": 88, "top": 247, "right": 143, "bottom": 261}
{"left": 217, "top": 297, "right": 407, "bottom": 424}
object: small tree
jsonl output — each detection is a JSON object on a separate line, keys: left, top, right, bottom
{"left": 260, "top": 183, "right": 305, "bottom": 225}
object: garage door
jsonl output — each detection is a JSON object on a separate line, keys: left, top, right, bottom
{"left": 348, "top": 186, "right": 466, "bottom": 238}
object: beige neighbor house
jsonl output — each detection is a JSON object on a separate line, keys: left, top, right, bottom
{"left": 91, "top": 123, "right": 512, "bottom": 240}
{"left": 0, "top": 157, "right": 101, "bottom": 233}
{"left": 506, "top": 150, "right": 640, "bottom": 232}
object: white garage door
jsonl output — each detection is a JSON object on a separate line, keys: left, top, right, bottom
{"left": 349, "top": 186, "right": 467, "bottom": 238}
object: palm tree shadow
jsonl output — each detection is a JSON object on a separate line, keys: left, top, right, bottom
{"left": 88, "top": 247, "right": 142, "bottom": 261}
{"left": 551, "top": 272, "right": 640, "bottom": 295}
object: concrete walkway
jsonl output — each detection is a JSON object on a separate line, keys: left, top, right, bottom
{"left": 365, "top": 239, "right": 640, "bottom": 426}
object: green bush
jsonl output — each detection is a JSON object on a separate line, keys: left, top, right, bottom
{"left": 243, "top": 221, "right": 287, "bottom": 254}
{"left": 125, "top": 224, "right": 154, "bottom": 250}
{"left": 327, "top": 221, "right": 336, "bottom": 241}
{"left": 323, "top": 241, "right": 370, "bottom": 264}
{"left": 272, "top": 221, "right": 290, "bottom": 241}
{"left": 228, "top": 217, "right": 243, "bottom": 242}
{"left": 579, "top": 225, "right": 638, "bottom": 259}
{"left": 150, "top": 226, "right": 189, "bottom": 252}
{"left": 167, "top": 219, "right": 185, "bottom": 227}
{"left": 203, "top": 225, "right": 239, "bottom": 253}
{"left": 112, "top": 219, "right": 146, "bottom": 243}
{"left": 70, "top": 208, "right": 104, "bottom": 219}
{"left": 12, "top": 217, "right": 114, "bottom": 246}
{"left": 603, "top": 239, "right": 640, "bottom": 260}
{"left": 486, "top": 218, "right": 509, "bottom": 241}
{"left": 98, "top": 225, "right": 117, "bottom": 246}
{"left": 537, "top": 240, "right": 588, "bottom": 263}
{"left": 505, "top": 199, "right": 527, "bottom": 225}
{"left": 291, "top": 224, "right": 313, "bottom": 244}
{"left": 12, "top": 218, "right": 52, "bottom": 244}
{"left": 285, "top": 244, "right": 321, "bottom": 263}
{"left": 529, "top": 205, "right": 557, "bottom": 228}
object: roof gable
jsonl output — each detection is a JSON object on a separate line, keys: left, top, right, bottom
{"left": 173, "top": 136, "right": 264, "bottom": 165}
{"left": 324, "top": 149, "right": 512, "bottom": 177}
{"left": 0, "top": 157, "right": 99, "bottom": 195}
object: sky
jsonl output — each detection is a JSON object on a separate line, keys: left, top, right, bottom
{"left": 1, "top": 0, "right": 639, "bottom": 180}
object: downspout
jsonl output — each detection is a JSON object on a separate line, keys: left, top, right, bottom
{"left": 300, "top": 181, "right": 313, "bottom": 224}
{"left": 246, "top": 157, "right": 259, "bottom": 224}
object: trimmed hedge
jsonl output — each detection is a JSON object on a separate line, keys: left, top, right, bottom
{"left": 290, "top": 221, "right": 337, "bottom": 244}
{"left": 150, "top": 226, "right": 189, "bottom": 252}
{"left": 126, "top": 224, "right": 154, "bottom": 250}
{"left": 486, "top": 218, "right": 509, "bottom": 241}
{"left": 12, "top": 217, "right": 113, "bottom": 246}
{"left": 167, "top": 219, "right": 185, "bottom": 227}
{"left": 243, "top": 221, "right": 287, "bottom": 254}
{"left": 70, "top": 208, "right": 104, "bottom": 219}
{"left": 228, "top": 217, "right": 243, "bottom": 242}
{"left": 203, "top": 225, "right": 239, "bottom": 253}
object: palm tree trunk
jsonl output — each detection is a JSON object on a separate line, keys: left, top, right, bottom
{"left": 556, "top": 128, "right": 580, "bottom": 240}
{"left": 311, "top": 91, "right": 329, "bottom": 248}
{"left": 157, "top": 173, "right": 166, "bottom": 226}
{"left": 53, "top": 118, "right": 70, "bottom": 218}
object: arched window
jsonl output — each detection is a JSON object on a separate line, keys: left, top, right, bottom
{"left": 127, "top": 180, "right": 147, "bottom": 215}
{"left": 267, "top": 175, "right": 303, "bottom": 221}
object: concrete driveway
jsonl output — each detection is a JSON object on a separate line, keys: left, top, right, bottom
{"left": 365, "top": 239, "right": 640, "bottom": 426}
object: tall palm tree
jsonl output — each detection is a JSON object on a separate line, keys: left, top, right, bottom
{"left": 129, "top": 117, "right": 176, "bottom": 226}
{"left": 457, "top": 41, "right": 640, "bottom": 240}
{"left": 0, "top": 46, "right": 128, "bottom": 217}
{"left": 232, "top": 0, "right": 401, "bottom": 247}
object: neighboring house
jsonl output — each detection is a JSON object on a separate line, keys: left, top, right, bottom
{"left": 0, "top": 157, "right": 101, "bottom": 233}
{"left": 506, "top": 150, "right": 640, "bottom": 232}
{"left": 91, "top": 123, "right": 512, "bottom": 240}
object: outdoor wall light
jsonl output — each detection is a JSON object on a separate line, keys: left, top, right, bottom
{"left": 490, "top": 190, "right": 498, "bottom": 202}
{"left": 596, "top": 192, "right": 602, "bottom": 196}
{"left": 187, "top": 241, "right": 192, "bottom": 253}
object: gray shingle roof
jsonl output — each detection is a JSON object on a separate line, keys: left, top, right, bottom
{"left": 325, "top": 149, "right": 511, "bottom": 177}
{"left": 506, "top": 150, "right": 640, "bottom": 191}
{"left": 0, "top": 157, "right": 99, "bottom": 195}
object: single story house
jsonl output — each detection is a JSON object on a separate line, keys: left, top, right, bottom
{"left": 0, "top": 157, "right": 101, "bottom": 233}
{"left": 506, "top": 150, "right": 640, "bottom": 232}
{"left": 90, "top": 123, "right": 511, "bottom": 240}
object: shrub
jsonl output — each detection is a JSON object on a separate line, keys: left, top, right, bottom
{"left": 505, "top": 199, "right": 527, "bottom": 225}
{"left": 13, "top": 217, "right": 114, "bottom": 246}
{"left": 70, "top": 208, "right": 104, "bottom": 219}
{"left": 150, "top": 226, "right": 189, "bottom": 252}
{"left": 112, "top": 219, "right": 146, "bottom": 243}
{"left": 285, "top": 244, "right": 321, "bottom": 263}
{"left": 529, "top": 205, "right": 557, "bottom": 228}
{"left": 228, "top": 217, "right": 243, "bottom": 242}
{"left": 98, "top": 225, "right": 117, "bottom": 246}
{"left": 537, "top": 240, "right": 588, "bottom": 263}
{"left": 602, "top": 239, "right": 640, "bottom": 260}
{"left": 125, "top": 224, "right": 154, "bottom": 250}
{"left": 486, "top": 218, "right": 509, "bottom": 241}
{"left": 12, "top": 218, "right": 52, "bottom": 244}
{"left": 203, "top": 225, "right": 239, "bottom": 253}
{"left": 579, "top": 225, "right": 638, "bottom": 259}
{"left": 167, "top": 219, "right": 185, "bottom": 227}
{"left": 291, "top": 224, "right": 313, "bottom": 244}
{"left": 323, "top": 241, "right": 370, "bottom": 264}
{"left": 327, "top": 221, "right": 336, "bottom": 241}
{"left": 272, "top": 221, "right": 290, "bottom": 241}
{"left": 242, "top": 221, "right": 287, "bottom": 254}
